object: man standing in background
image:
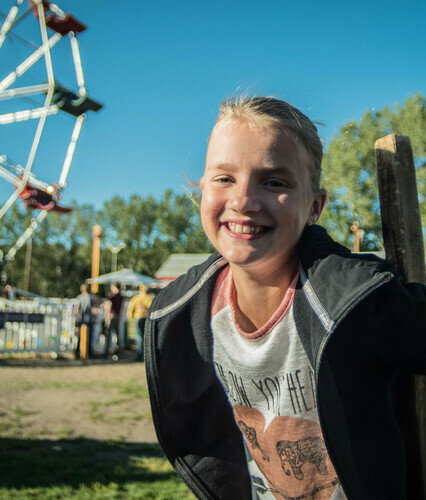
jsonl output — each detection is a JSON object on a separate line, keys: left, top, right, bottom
{"left": 75, "top": 284, "right": 94, "bottom": 358}
{"left": 103, "top": 282, "right": 123, "bottom": 357}
{"left": 126, "top": 284, "right": 152, "bottom": 361}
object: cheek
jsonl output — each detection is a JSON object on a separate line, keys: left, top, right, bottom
{"left": 200, "top": 192, "right": 215, "bottom": 231}
{"left": 201, "top": 189, "right": 221, "bottom": 219}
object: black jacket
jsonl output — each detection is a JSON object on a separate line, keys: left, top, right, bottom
{"left": 145, "top": 225, "right": 426, "bottom": 499}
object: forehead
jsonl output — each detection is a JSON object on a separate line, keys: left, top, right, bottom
{"left": 205, "top": 120, "right": 311, "bottom": 172}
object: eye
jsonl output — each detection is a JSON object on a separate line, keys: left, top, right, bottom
{"left": 264, "top": 179, "right": 288, "bottom": 189}
{"left": 213, "top": 176, "right": 234, "bottom": 184}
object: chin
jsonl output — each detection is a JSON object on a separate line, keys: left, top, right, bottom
{"left": 220, "top": 248, "right": 265, "bottom": 266}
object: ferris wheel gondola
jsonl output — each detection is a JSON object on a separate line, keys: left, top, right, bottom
{"left": 0, "top": 0, "right": 102, "bottom": 265}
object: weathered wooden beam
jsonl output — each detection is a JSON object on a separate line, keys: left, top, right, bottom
{"left": 375, "top": 134, "right": 425, "bottom": 283}
{"left": 375, "top": 133, "right": 426, "bottom": 498}
{"left": 80, "top": 323, "right": 89, "bottom": 363}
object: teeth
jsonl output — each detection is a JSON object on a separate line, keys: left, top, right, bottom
{"left": 228, "top": 222, "right": 263, "bottom": 234}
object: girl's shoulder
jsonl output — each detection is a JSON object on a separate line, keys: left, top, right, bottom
{"left": 149, "top": 253, "right": 227, "bottom": 319}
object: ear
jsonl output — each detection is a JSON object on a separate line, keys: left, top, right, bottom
{"left": 307, "top": 189, "right": 327, "bottom": 226}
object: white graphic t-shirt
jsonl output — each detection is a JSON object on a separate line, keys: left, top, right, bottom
{"left": 211, "top": 266, "right": 347, "bottom": 500}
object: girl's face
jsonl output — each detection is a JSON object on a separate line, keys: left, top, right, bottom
{"left": 200, "top": 120, "right": 326, "bottom": 276}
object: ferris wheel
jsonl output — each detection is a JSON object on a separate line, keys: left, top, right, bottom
{"left": 0, "top": 0, "right": 102, "bottom": 264}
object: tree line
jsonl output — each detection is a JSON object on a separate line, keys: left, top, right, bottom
{"left": 1, "top": 93, "right": 424, "bottom": 298}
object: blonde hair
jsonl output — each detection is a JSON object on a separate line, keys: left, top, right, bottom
{"left": 215, "top": 96, "right": 323, "bottom": 192}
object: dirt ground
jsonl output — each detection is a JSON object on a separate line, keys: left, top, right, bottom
{"left": 0, "top": 352, "right": 158, "bottom": 443}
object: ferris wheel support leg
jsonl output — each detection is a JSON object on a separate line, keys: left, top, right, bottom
{"left": 58, "top": 114, "right": 85, "bottom": 189}
{"left": 4, "top": 210, "right": 48, "bottom": 263}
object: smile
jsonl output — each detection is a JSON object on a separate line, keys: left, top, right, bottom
{"left": 222, "top": 222, "right": 270, "bottom": 239}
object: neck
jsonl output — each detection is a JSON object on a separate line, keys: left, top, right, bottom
{"left": 229, "top": 258, "right": 299, "bottom": 333}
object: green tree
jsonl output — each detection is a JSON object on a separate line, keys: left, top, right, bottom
{"left": 158, "top": 190, "right": 213, "bottom": 254}
{"left": 322, "top": 93, "right": 426, "bottom": 251}
{"left": 1, "top": 189, "right": 211, "bottom": 297}
{"left": 100, "top": 190, "right": 213, "bottom": 277}
{"left": 1, "top": 201, "right": 98, "bottom": 297}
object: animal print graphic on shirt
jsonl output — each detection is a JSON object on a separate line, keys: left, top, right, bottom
{"left": 234, "top": 405, "right": 339, "bottom": 499}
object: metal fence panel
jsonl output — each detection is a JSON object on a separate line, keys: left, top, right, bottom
{"left": 0, "top": 298, "right": 78, "bottom": 354}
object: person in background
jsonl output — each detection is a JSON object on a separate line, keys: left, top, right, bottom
{"left": 75, "top": 283, "right": 94, "bottom": 358}
{"left": 126, "top": 284, "right": 153, "bottom": 361}
{"left": 103, "top": 282, "right": 123, "bottom": 357}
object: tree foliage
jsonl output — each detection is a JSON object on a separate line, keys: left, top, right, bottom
{"left": 1, "top": 190, "right": 212, "bottom": 297}
{"left": 321, "top": 93, "right": 426, "bottom": 250}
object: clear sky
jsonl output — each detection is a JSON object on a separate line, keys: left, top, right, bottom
{"left": 1, "top": 0, "right": 425, "bottom": 209}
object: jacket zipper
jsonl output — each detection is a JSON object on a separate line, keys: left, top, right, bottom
{"left": 144, "top": 312, "right": 217, "bottom": 500}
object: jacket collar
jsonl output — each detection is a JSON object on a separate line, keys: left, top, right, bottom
{"left": 298, "top": 225, "right": 395, "bottom": 330}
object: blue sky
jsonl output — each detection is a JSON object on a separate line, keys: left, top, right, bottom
{"left": 1, "top": 0, "right": 425, "bottom": 209}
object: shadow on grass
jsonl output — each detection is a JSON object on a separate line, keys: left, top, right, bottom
{"left": 0, "top": 437, "right": 175, "bottom": 488}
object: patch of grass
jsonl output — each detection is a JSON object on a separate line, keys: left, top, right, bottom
{"left": 54, "top": 428, "right": 77, "bottom": 439}
{"left": 12, "top": 407, "right": 37, "bottom": 418}
{"left": 0, "top": 438, "right": 195, "bottom": 499}
{"left": 129, "top": 411, "right": 152, "bottom": 422}
{"left": 25, "top": 428, "right": 55, "bottom": 439}
{"left": 87, "top": 398, "right": 136, "bottom": 424}
{"left": 1, "top": 377, "right": 149, "bottom": 400}
{"left": 100, "top": 397, "right": 135, "bottom": 408}
{"left": 0, "top": 407, "right": 39, "bottom": 438}
{"left": 41, "top": 380, "right": 95, "bottom": 390}
{"left": 109, "top": 379, "right": 149, "bottom": 399}
{"left": 0, "top": 379, "right": 34, "bottom": 393}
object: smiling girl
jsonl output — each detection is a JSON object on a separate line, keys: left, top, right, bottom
{"left": 145, "top": 96, "right": 426, "bottom": 500}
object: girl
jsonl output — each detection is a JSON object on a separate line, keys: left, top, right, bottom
{"left": 145, "top": 96, "right": 426, "bottom": 500}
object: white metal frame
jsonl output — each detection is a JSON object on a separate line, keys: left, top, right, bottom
{"left": 0, "top": 0, "right": 89, "bottom": 262}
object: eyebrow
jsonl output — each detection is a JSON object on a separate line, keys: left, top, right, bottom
{"left": 206, "top": 162, "right": 296, "bottom": 176}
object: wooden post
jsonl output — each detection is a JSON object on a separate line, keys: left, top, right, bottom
{"left": 23, "top": 237, "right": 32, "bottom": 297}
{"left": 80, "top": 323, "right": 88, "bottom": 362}
{"left": 91, "top": 225, "right": 101, "bottom": 294}
{"left": 350, "top": 221, "right": 360, "bottom": 252}
{"left": 375, "top": 134, "right": 426, "bottom": 498}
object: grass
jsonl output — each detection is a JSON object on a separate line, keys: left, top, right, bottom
{"left": 0, "top": 362, "right": 196, "bottom": 498}
{"left": 0, "top": 378, "right": 151, "bottom": 436}
{"left": 1, "top": 378, "right": 149, "bottom": 397}
{"left": 0, "top": 438, "right": 196, "bottom": 499}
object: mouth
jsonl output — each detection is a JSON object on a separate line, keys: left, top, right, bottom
{"left": 222, "top": 221, "right": 270, "bottom": 239}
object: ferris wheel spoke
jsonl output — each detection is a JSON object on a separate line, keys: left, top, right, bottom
{"left": 0, "top": 32, "right": 61, "bottom": 93}
{"left": 0, "top": 104, "right": 58, "bottom": 124}
{"left": 0, "top": 0, "right": 25, "bottom": 50}
{"left": 0, "top": 0, "right": 102, "bottom": 264}
{"left": 58, "top": 114, "right": 85, "bottom": 188}
{"left": 0, "top": 83, "right": 51, "bottom": 101}
{"left": 5, "top": 210, "right": 49, "bottom": 263}
{"left": 70, "top": 34, "right": 86, "bottom": 97}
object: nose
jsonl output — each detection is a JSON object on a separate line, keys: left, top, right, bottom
{"left": 229, "top": 179, "right": 261, "bottom": 213}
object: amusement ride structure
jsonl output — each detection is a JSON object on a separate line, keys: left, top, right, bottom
{"left": 0, "top": 0, "right": 102, "bottom": 265}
